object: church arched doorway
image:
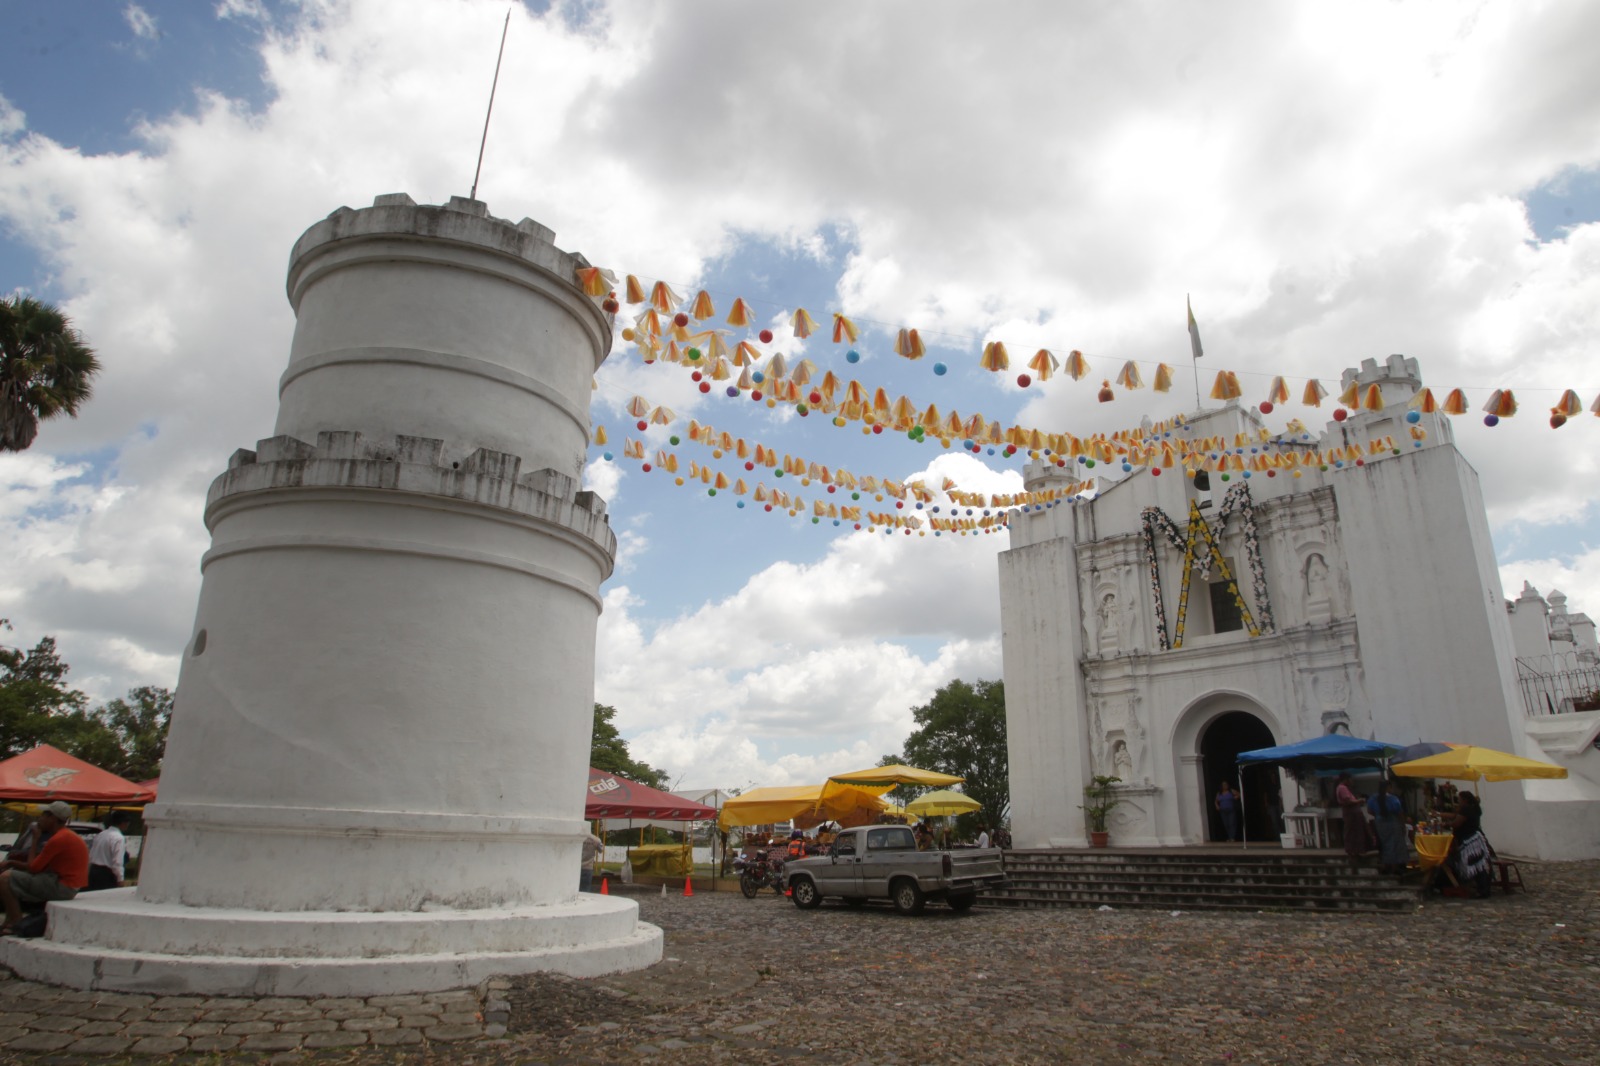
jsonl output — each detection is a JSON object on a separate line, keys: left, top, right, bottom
{"left": 1198, "top": 710, "right": 1277, "bottom": 843}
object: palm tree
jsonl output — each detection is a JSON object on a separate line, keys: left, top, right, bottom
{"left": 0, "top": 295, "right": 101, "bottom": 452}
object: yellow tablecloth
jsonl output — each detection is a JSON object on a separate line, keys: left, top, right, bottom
{"left": 1414, "top": 833, "right": 1452, "bottom": 869}
{"left": 627, "top": 844, "right": 691, "bottom": 877}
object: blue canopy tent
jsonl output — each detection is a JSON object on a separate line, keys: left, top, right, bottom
{"left": 1234, "top": 735, "right": 1404, "bottom": 849}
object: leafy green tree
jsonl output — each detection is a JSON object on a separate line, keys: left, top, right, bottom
{"left": 590, "top": 703, "right": 669, "bottom": 789}
{"left": 0, "top": 296, "right": 102, "bottom": 452}
{"left": 901, "top": 678, "right": 1009, "bottom": 835}
{"left": 0, "top": 620, "right": 89, "bottom": 758}
{"left": 81, "top": 686, "right": 173, "bottom": 782}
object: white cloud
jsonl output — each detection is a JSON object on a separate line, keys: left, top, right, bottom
{"left": 124, "top": 4, "right": 159, "bottom": 42}
{"left": 3, "top": 0, "right": 1599, "bottom": 789}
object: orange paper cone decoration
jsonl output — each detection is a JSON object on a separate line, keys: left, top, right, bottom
{"left": 575, "top": 266, "right": 609, "bottom": 297}
{"left": 832, "top": 314, "right": 859, "bottom": 344}
{"left": 1210, "top": 371, "right": 1241, "bottom": 401}
{"left": 1064, "top": 350, "right": 1090, "bottom": 381}
{"left": 1153, "top": 363, "right": 1174, "bottom": 393}
{"left": 1116, "top": 361, "right": 1144, "bottom": 390}
{"left": 626, "top": 396, "right": 650, "bottom": 418}
{"left": 1483, "top": 389, "right": 1517, "bottom": 417}
{"left": 1553, "top": 389, "right": 1582, "bottom": 417}
{"left": 725, "top": 297, "right": 754, "bottom": 327}
{"left": 791, "top": 308, "right": 819, "bottom": 339}
{"left": 894, "top": 328, "right": 926, "bottom": 359}
{"left": 1302, "top": 379, "right": 1328, "bottom": 407}
{"left": 1029, "top": 349, "right": 1058, "bottom": 380}
{"left": 981, "top": 341, "right": 1010, "bottom": 371}
{"left": 624, "top": 275, "right": 646, "bottom": 303}
{"left": 1409, "top": 388, "right": 1438, "bottom": 413}
{"left": 1591, "top": 393, "right": 1600, "bottom": 416}
{"left": 592, "top": 426, "right": 607, "bottom": 445}
{"left": 1442, "top": 388, "right": 1468, "bottom": 415}
{"left": 649, "top": 281, "right": 681, "bottom": 312}
{"left": 1266, "top": 376, "right": 1290, "bottom": 405}
{"left": 691, "top": 290, "right": 715, "bottom": 320}
{"left": 1337, "top": 379, "right": 1360, "bottom": 408}
{"left": 1362, "top": 383, "right": 1385, "bottom": 411}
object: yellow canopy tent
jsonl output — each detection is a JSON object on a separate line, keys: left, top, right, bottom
{"left": 718, "top": 783, "right": 887, "bottom": 829}
{"left": 905, "top": 789, "right": 982, "bottom": 817}
{"left": 1391, "top": 745, "right": 1569, "bottom": 783}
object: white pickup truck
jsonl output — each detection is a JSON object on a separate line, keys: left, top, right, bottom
{"left": 782, "top": 824, "right": 1006, "bottom": 914}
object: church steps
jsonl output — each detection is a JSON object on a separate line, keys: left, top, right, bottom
{"left": 980, "top": 849, "right": 1417, "bottom": 913}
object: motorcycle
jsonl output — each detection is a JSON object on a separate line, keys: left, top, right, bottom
{"left": 734, "top": 849, "right": 786, "bottom": 898}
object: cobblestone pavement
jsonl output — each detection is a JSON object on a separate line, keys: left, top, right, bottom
{"left": 0, "top": 860, "right": 1595, "bottom": 1064}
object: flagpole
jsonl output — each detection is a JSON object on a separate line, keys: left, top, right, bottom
{"left": 1187, "top": 294, "right": 1203, "bottom": 411}
{"left": 469, "top": 6, "right": 513, "bottom": 202}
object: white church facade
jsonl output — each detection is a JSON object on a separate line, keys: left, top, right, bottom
{"left": 1000, "top": 354, "right": 1600, "bottom": 861}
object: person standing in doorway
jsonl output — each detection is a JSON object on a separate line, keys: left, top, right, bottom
{"left": 1215, "top": 781, "right": 1241, "bottom": 842}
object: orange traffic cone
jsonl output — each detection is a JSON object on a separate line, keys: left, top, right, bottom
{"left": 683, "top": 876, "right": 694, "bottom": 898}
{"left": 600, "top": 877, "right": 609, "bottom": 895}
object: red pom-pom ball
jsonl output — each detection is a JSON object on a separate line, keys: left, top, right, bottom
{"left": 698, "top": 381, "right": 711, "bottom": 393}
{"left": 636, "top": 420, "right": 648, "bottom": 431}
{"left": 673, "top": 312, "right": 689, "bottom": 327}
{"left": 1259, "top": 401, "right": 1273, "bottom": 414}
{"left": 1017, "top": 374, "right": 1032, "bottom": 388}
{"left": 1333, "top": 408, "right": 1348, "bottom": 422}
{"left": 759, "top": 329, "right": 773, "bottom": 343}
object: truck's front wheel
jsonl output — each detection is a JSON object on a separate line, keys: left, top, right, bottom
{"left": 891, "top": 878, "right": 926, "bottom": 915}
{"left": 789, "top": 877, "right": 822, "bottom": 909}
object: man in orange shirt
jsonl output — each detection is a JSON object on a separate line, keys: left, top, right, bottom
{"left": 0, "top": 801, "right": 89, "bottom": 933}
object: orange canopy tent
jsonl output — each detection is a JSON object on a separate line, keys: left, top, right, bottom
{"left": 0, "top": 744, "right": 157, "bottom": 805}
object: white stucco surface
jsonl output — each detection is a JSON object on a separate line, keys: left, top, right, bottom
{"left": 15, "top": 194, "right": 662, "bottom": 994}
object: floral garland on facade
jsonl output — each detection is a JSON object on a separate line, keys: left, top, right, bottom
{"left": 1139, "top": 482, "right": 1276, "bottom": 650}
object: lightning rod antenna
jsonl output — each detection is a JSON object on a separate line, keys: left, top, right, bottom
{"left": 469, "top": 6, "right": 512, "bottom": 202}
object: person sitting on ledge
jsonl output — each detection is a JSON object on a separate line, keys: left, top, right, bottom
{"left": 0, "top": 801, "right": 89, "bottom": 933}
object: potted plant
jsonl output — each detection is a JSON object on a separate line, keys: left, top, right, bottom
{"left": 1080, "top": 774, "right": 1123, "bottom": 847}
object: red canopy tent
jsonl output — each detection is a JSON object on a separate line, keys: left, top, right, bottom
{"left": 0, "top": 744, "right": 157, "bottom": 805}
{"left": 585, "top": 768, "right": 717, "bottom": 820}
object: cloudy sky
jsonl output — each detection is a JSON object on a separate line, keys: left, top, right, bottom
{"left": 3, "top": 0, "right": 1598, "bottom": 792}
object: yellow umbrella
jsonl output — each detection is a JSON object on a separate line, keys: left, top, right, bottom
{"left": 1391, "top": 745, "right": 1568, "bottom": 783}
{"left": 823, "top": 764, "right": 965, "bottom": 796}
{"left": 905, "top": 789, "right": 982, "bottom": 817}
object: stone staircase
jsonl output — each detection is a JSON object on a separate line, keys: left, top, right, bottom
{"left": 981, "top": 848, "right": 1417, "bottom": 913}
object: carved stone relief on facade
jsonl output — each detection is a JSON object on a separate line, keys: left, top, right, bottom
{"left": 1303, "top": 550, "right": 1333, "bottom": 624}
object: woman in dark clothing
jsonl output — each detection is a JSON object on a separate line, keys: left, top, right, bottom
{"left": 1448, "top": 791, "right": 1493, "bottom": 898}
{"left": 1335, "top": 772, "right": 1371, "bottom": 860}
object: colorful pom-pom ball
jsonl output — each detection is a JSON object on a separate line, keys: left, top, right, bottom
{"left": 1266, "top": 469, "right": 1276, "bottom": 477}
{"left": 698, "top": 381, "right": 711, "bottom": 393}
{"left": 726, "top": 385, "right": 739, "bottom": 397}
{"left": 827, "top": 484, "right": 836, "bottom": 493}
{"left": 686, "top": 347, "right": 701, "bottom": 361}
{"left": 872, "top": 424, "right": 884, "bottom": 434}
{"left": 846, "top": 349, "right": 860, "bottom": 364}
{"left": 1017, "top": 373, "right": 1032, "bottom": 388}
{"left": 934, "top": 363, "right": 948, "bottom": 376}
{"left": 737, "top": 500, "right": 745, "bottom": 508}
{"left": 602, "top": 451, "right": 613, "bottom": 462}
{"left": 751, "top": 370, "right": 765, "bottom": 384}
{"left": 691, "top": 371, "right": 702, "bottom": 381}
{"left": 641, "top": 462, "right": 652, "bottom": 472}
{"left": 809, "top": 390, "right": 822, "bottom": 404}
{"left": 759, "top": 329, "right": 773, "bottom": 343}
{"left": 636, "top": 420, "right": 648, "bottom": 431}
{"left": 1332, "top": 408, "right": 1348, "bottom": 422}
{"left": 1405, "top": 410, "right": 1421, "bottom": 424}
{"left": 674, "top": 477, "right": 684, "bottom": 486}
{"left": 1259, "top": 401, "right": 1273, "bottom": 414}
{"left": 708, "top": 488, "right": 717, "bottom": 496}
{"left": 1151, "top": 467, "right": 1162, "bottom": 476}
{"left": 669, "top": 435, "right": 680, "bottom": 445}
{"left": 621, "top": 328, "right": 635, "bottom": 341}
{"left": 796, "top": 403, "right": 809, "bottom": 415}
{"left": 1355, "top": 459, "right": 1364, "bottom": 466}
{"left": 602, "top": 298, "right": 619, "bottom": 314}
{"left": 764, "top": 503, "right": 773, "bottom": 512}
{"left": 1484, "top": 414, "right": 1499, "bottom": 427}
{"left": 751, "top": 390, "right": 763, "bottom": 401}
{"left": 744, "top": 461, "right": 754, "bottom": 470}
{"left": 1220, "top": 473, "right": 1230, "bottom": 481}
{"left": 673, "top": 312, "right": 689, "bottom": 327}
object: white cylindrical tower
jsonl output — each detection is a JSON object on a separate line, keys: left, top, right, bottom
{"left": 0, "top": 194, "right": 662, "bottom": 995}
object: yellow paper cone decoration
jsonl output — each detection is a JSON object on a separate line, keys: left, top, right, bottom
{"left": 1028, "top": 349, "right": 1059, "bottom": 381}
{"left": 624, "top": 275, "right": 646, "bottom": 304}
{"left": 1362, "top": 383, "right": 1385, "bottom": 411}
{"left": 623, "top": 439, "right": 643, "bottom": 459}
{"left": 649, "top": 405, "right": 675, "bottom": 425}
{"left": 790, "top": 359, "right": 817, "bottom": 386}
{"left": 764, "top": 353, "right": 788, "bottom": 381}
{"left": 832, "top": 314, "right": 859, "bottom": 344}
{"left": 1153, "top": 363, "right": 1174, "bottom": 393}
{"left": 626, "top": 396, "right": 650, "bottom": 418}
{"left": 1063, "top": 350, "right": 1090, "bottom": 381}
{"left": 1302, "top": 379, "right": 1328, "bottom": 407}
{"left": 668, "top": 319, "right": 692, "bottom": 342}
{"left": 894, "top": 328, "right": 926, "bottom": 359}
{"left": 1266, "top": 376, "right": 1290, "bottom": 405}
{"left": 1442, "top": 388, "right": 1468, "bottom": 415}
{"left": 1210, "top": 371, "right": 1241, "bottom": 401}
{"left": 1337, "top": 379, "right": 1361, "bottom": 408}
{"left": 635, "top": 308, "right": 663, "bottom": 339}
{"left": 818, "top": 371, "right": 841, "bottom": 401}
{"left": 1409, "top": 388, "right": 1437, "bottom": 413}
{"left": 649, "top": 281, "right": 681, "bottom": 312}
{"left": 726, "top": 297, "right": 754, "bottom": 327}
{"left": 711, "top": 358, "right": 732, "bottom": 381}
{"left": 690, "top": 290, "right": 715, "bottom": 320}
{"left": 1591, "top": 393, "right": 1600, "bottom": 416}
{"left": 1116, "top": 361, "right": 1144, "bottom": 390}
{"left": 791, "top": 308, "right": 818, "bottom": 339}
{"left": 733, "top": 340, "right": 762, "bottom": 367}
{"left": 981, "top": 341, "right": 1010, "bottom": 371}
{"left": 1483, "top": 389, "right": 1517, "bottom": 417}
{"left": 578, "top": 266, "right": 613, "bottom": 297}
{"left": 593, "top": 426, "right": 607, "bottom": 445}
{"left": 1553, "top": 389, "right": 1582, "bottom": 417}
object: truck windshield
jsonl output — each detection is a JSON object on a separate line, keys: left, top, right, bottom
{"left": 866, "top": 827, "right": 917, "bottom": 851}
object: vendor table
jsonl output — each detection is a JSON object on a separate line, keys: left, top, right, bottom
{"left": 1283, "top": 811, "right": 1329, "bottom": 849}
{"left": 627, "top": 844, "right": 692, "bottom": 877}
{"left": 1414, "top": 832, "right": 1461, "bottom": 889}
